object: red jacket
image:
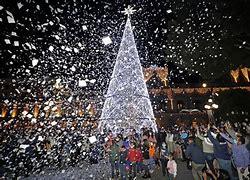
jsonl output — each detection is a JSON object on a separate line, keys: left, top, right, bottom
{"left": 127, "top": 148, "right": 137, "bottom": 162}
{"left": 136, "top": 149, "right": 143, "bottom": 162}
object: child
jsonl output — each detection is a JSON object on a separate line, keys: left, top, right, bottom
{"left": 167, "top": 153, "right": 177, "bottom": 180}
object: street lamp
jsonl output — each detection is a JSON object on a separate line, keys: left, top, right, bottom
{"left": 204, "top": 100, "right": 218, "bottom": 123}
{"left": 202, "top": 83, "right": 207, "bottom": 88}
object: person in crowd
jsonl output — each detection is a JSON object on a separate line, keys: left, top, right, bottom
{"left": 185, "top": 136, "right": 206, "bottom": 180}
{"left": 136, "top": 144, "right": 143, "bottom": 175}
{"left": 167, "top": 152, "right": 177, "bottom": 180}
{"left": 108, "top": 139, "right": 120, "bottom": 179}
{"left": 196, "top": 126, "right": 218, "bottom": 180}
{"left": 207, "top": 125, "right": 235, "bottom": 180}
{"left": 131, "top": 129, "right": 140, "bottom": 142}
{"left": 123, "top": 136, "right": 130, "bottom": 150}
{"left": 231, "top": 136, "right": 250, "bottom": 180}
{"left": 141, "top": 139, "right": 151, "bottom": 178}
{"left": 166, "top": 129, "right": 174, "bottom": 153}
{"left": 148, "top": 142, "right": 156, "bottom": 173}
{"left": 119, "top": 145, "right": 128, "bottom": 180}
{"left": 159, "top": 142, "right": 168, "bottom": 176}
{"left": 148, "top": 131, "right": 157, "bottom": 144}
{"left": 156, "top": 127, "right": 166, "bottom": 148}
{"left": 127, "top": 142, "right": 137, "bottom": 179}
{"left": 220, "top": 125, "right": 250, "bottom": 180}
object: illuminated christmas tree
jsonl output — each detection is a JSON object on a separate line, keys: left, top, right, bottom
{"left": 99, "top": 6, "right": 157, "bottom": 133}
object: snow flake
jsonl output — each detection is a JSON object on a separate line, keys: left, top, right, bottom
{"left": 6, "top": 10, "right": 15, "bottom": 23}
{"left": 78, "top": 79, "right": 87, "bottom": 87}
{"left": 17, "top": 2, "right": 23, "bottom": 9}
{"left": 167, "top": 9, "right": 172, "bottom": 13}
{"left": 70, "top": 66, "right": 76, "bottom": 71}
{"left": 82, "top": 25, "right": 87, "bottom": 30}
{"left": 32, "top": 59, "right": 39, "bottom": 67}
{"left": 102, "top": 36, "right": 112, "bottom": 45}
{"left": 73, "top": 48, "right": 79, "bottom": 53}
{"left": 89, "top": 136, "right": 97, "bottom": 144}
{"left": 4, "top": 39, "right": 11, "bottom": 44}
{"left": 49, "top": 46, "right": 54, "bottom": 52}
{"left": 14, "top": 41, "right": 19, "bottom": 46}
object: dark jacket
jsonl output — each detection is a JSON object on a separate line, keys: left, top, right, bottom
{"left": 207, "top": 131, "right": 231, "bottom": 160}
{"left": 186, "top": 142, "right": 206, "bottom": 164}
{"left": 109, "top": 143, "right": 119, "bottom": 163}
{"left": 119, "top": 149, "right": 128, "bottom": 164}
{"left": 142, "top": 143, "right": 150, "bottom": 160}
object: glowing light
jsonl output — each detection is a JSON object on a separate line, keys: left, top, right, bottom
{"left": 212, "top": 103, "right": 219, "bottom": 109}
{"left": 204, "top": 105, "right": 211, "bottom": 109}
{"left": 121, "top": 5, "right": 136, "bottom": 16}
{"left": 208, "top": 99, "right": 213, "bottom": 103}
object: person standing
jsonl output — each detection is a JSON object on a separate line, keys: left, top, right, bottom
{"left": 207, "top": 127, "right": 234, "bottom": 180}
{"left": 231, "top": 136, "right": 250, "bottom": 180}
{"left": 185, "top": 136, "right": 206, "bottom": 180}
{"left": 142, "top": 139, "right": 151, "bottom": 178}
{"left": 108, "top": 140, "right": 119, "bottom": 179}
{"left": 119, "top": 145, "right": 128, "bottom": 180}
{"left": 167, "top": 153, "right": 177, "bottom": 180}
{"left": 160, "top": 142, "right": 169, "bottom": 176}
{"left": 136, "top": 144, "right": 143, "bottom": 175}
{"left": 166, "top": 130, "right": 174, "bottom": 153}
{"left": 148, "top": 142, "right": 156, "bottom": 173}
{"left": 127, "top": 143, "right": 137, "bottom": 179}
{"left": 196, "top": 126, "right": 217, "bottom": 179}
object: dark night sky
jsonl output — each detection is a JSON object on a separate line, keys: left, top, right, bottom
{"left": 0, "top": 0, "right": 250, "bottom": 91}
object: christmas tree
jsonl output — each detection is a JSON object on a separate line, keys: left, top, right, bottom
{"left": 99, "top": 6, "right": 157, "bottom": 133}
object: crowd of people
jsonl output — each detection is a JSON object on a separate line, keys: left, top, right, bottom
{"left": 0, "top": 117, "right": 250, "bottom": 180}
{"left": 105, "top": 122, "right": 250, "bottom": 180}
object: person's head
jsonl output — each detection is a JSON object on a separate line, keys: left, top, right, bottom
{"left": 168, "top": 152, "right": 174, "bottom": 160}
{"left": 237, "top": 136, "right": 245, "bottom": 145}
{"left": 121, "top": 145, "right": 126, "bottom": 151}
{"left": 143, "top": 139, "right": 148, "bottom": 144}
{"left": 219, "top": 124, "right": 226, "bottom": 132}
{"left": 216, "top": 134, "right": 226, "bottom": 143}
{"left": 130, "top": 142, "right": 135, "bottom": 149}
{"left": 115, "top": 137, "right": 120, "bottom": 142}
{"left": 188, "top": 136, "right": 194, "bottom": 144}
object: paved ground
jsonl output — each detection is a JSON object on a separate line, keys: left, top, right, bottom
{"left": 25, "top": 159, "right": 192, "bottom": 180}
{"left": 137, "top": 160, "right": 193, "bottom": 180}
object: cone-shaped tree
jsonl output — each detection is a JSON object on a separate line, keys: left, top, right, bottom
{"left": 99, "top": 8, "right": 157, "bottom": 132}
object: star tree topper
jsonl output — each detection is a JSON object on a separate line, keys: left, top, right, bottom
{"left": 121, "top": 5, "right": 136, "bottom": 17}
